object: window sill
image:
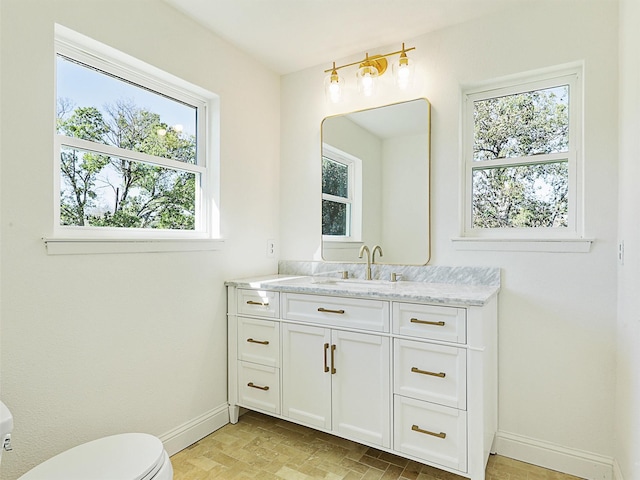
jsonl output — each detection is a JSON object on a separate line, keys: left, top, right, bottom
{"left": 322, "top": 240, "right": 364, "bottom": 250}
{"left": 43, "top": 237, "right": 225, "bottom": 255}
{"left": 451, "top": 237, "right": 593, "bottom": 253}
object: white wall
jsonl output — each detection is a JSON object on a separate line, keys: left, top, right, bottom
{"left": 615, "top": 0, "right": 640, "bottom": 478}
{"left": 281, "top": 1, "right": 619, "bottom": 477}
{"left": 381, "top": 134, "right": 430, "bottom": 264}
{"left": 0, "top": 1, "right": 280, "bottom": 479}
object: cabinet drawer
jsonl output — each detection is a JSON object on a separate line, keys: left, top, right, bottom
{"left": 394, "top": 395, "right": 467, "bottom": 472}
{"left": 238, "top": 362, "right": 280, "bottom": 414}
{"left": 282, "top": 293, "right": 389, "bottom": 332}
{"left": 237, "top": 289, "right": 280, "bottom": 318}
{"left": 393, "top": 303, "right": 466, "bottom": 343}
{"left": 394, "top": 339, "right": 466, "bottom": 409}
{"left": 238, "top": 317, "right": 280, "bottom": 367}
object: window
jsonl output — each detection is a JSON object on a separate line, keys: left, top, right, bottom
{"left": 462, "top": 67, "right": 583, "bottom": 239}
{"left": 54, "top": 27, "right": 218, "bottom": 241}
{"left": 321, "top": 144, "right": 362, "bottom": 241}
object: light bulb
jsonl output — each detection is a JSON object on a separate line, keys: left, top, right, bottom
{"left": 324, "top": 63, "right": 344, "bottom": 103}
{"left": 328, "top": 81, "right": 341, "bottom": 102}
{"left": 357, "top": 64, "right": 378, "bottom": 97}
{"left": 396, "top": 65, "right": 411, "bottom": 88}
{"left": 361, "top": 73, "right": 374, "bottom": 95}
{"left": 392, "top": 45, "right": 415, "bottom": 90}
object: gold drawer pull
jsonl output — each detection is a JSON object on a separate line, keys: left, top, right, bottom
{"left": 247, "top": 382, "right": 269, "bottom": 391}
{"left": 247, "top": 338, "right": 269, "bottom": 345}
{"left": 410, "top": 318, "right": 445, "bottom": 326}
{"left": 411, "top": 367, "right": 446, "bottom": 378}
{"left": 412, "top": 425, "right": 446, "bottom": 439}
{"left": 247, "top": 300, "right": 269, "bottom": 306}
{"left": 318, "top": 307, "right": 345, "bottom": 314}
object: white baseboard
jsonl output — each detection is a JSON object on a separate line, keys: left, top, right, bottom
{"left": 159, "top": 404, "right": 230, "bottom": 456}
{"left": 495, "top": 430, "right": 614, "bottom": 480}
{"left": 613, "top": 459, "right": 625, "bottom": 480}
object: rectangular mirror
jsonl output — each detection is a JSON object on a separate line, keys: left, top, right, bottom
{"left": 321, "top": 98, "right": 431, "bottom": 265}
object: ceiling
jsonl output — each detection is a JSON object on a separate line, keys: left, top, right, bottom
{"left": 163, "top": 0, "right": 528, "bottom": 75}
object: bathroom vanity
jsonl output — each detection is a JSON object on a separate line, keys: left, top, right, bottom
{"left": 226, "top": 264, "right": 499, "bottom": 480}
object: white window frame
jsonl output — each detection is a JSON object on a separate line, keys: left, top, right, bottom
{"left": 321, "top": 143, "right": 363, "bottom": 243}
{"left": 461, "top": 66, "right": 584, "bottom": 242}
{"left": 50, "top": 25, "right": 220, "bottom": 250}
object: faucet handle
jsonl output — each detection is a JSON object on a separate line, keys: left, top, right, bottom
{"left": 342, "top": 270, "right": 349, "bottom": 279}
{"left": 390, "top": 273, "right": 403, "bottom": 282}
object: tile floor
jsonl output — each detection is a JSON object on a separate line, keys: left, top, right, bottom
{"left": 171, "top": 411, "right": 584, "bottom": 480}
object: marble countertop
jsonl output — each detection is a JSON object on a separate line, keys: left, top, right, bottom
{"left": 225, "top": 274, "right": 499, "bottom": 307}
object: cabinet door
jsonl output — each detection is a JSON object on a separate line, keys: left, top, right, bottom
{"left": 331, "top": 330, "right": 391, "bottom": 448}
{"left": 282, "top": 323, "right": 332, "bottom": 429}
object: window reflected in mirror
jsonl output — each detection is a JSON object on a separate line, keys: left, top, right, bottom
{"left": 322, "top": 145, "right": 362, "bottom": 238}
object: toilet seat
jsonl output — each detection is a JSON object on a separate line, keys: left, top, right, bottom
{"left": 18, "top": 433, "right": 166, "bottom": 480}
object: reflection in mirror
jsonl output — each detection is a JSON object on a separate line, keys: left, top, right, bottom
{"left": 321, "top": 98, "right": 431, "bottom": 265}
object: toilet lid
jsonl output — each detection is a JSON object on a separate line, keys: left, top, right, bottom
{"left": 19, "top": 433, "right": 165, "bottom": 480}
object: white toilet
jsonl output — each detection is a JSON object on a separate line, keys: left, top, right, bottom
{"left": 0, "top": 401, "right": 173, "bottom": 480}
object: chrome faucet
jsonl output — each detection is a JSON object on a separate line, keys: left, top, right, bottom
{"left": 358, "top": 245, "right": 372, "bottom": 280}
{"left": 372, "top": 245, "right": 383, "bottom": 264}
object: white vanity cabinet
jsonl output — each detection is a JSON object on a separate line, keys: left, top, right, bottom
{"left": 227, "top": 279, "right": 498, "bottom": 480}
{"left": 281, "top": 293, "right": 391, "bottom": 448}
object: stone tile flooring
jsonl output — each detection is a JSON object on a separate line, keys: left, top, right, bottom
{"left": 171, "top": 411, "right": 584, "bottom": 480}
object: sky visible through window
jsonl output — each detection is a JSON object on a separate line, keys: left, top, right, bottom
{"left": 56, "top": 55, "right": 196, "bottom": 137}
{"left": 56, "top": 54, "right": 199, "bottom": 230}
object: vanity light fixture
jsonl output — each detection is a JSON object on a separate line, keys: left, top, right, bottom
{"left": 356, "top": 53, "right": 384, "bottom": 97}
{"left": 324, "top": 43, "right": 416, "bottom": 103}
{"left": 324, "top": 62, "right": 345, "bottom": 103}
{"left": 392, "top": 43, "right": 416, "bottom": 89}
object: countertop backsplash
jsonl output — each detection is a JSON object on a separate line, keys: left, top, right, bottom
{"left": 278, "top": 260, "right": 500, "bottom": 287}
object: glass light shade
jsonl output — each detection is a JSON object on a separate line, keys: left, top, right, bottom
{"left": 324, "top": 71, "right": 344, "bottom": 103}
{"left": 356, "top": 64, "right": 379, "bottom": 97}
{"left": 392, "top": 55, "right": 415, "bottom": 90}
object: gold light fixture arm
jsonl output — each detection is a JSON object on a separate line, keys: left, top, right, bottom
{"left": 324, "top": 45, "right": 416, "bottom": 73}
